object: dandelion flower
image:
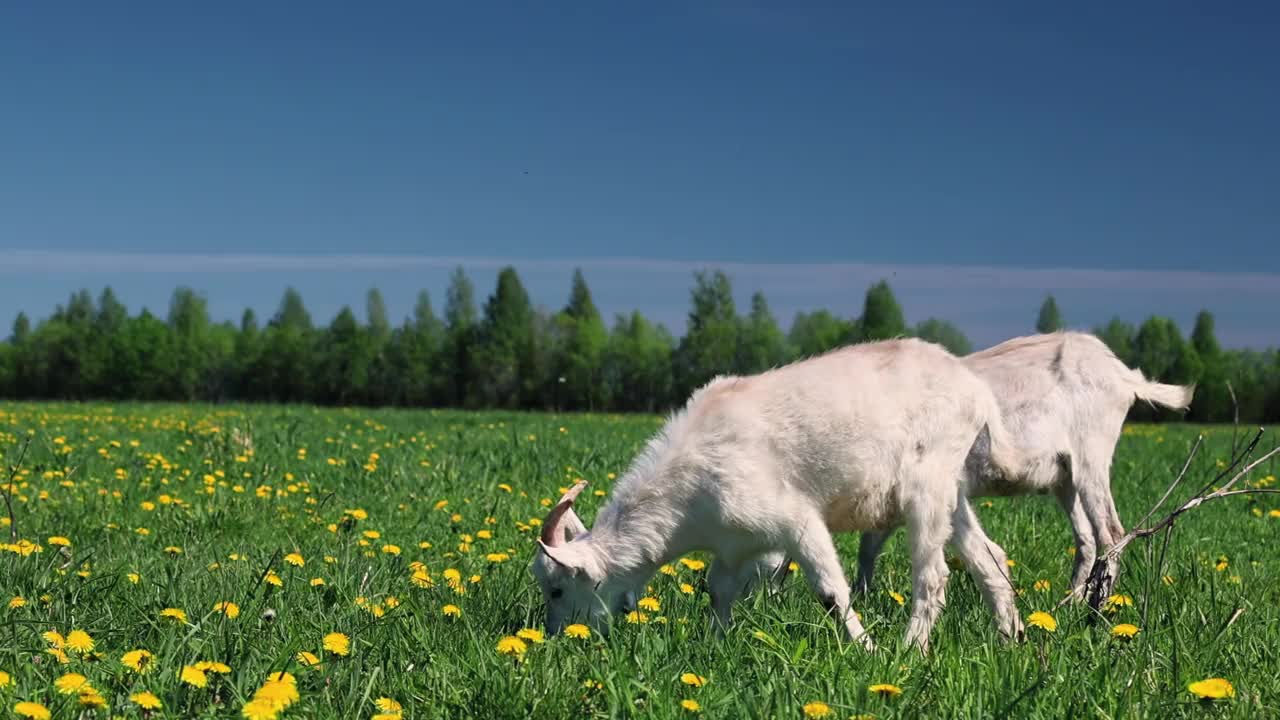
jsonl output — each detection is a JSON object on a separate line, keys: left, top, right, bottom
{"left": 681, "top": 699, "right": 702, "bottom": 712}
{"left": 180, "top": 665, "right": 208, "bottom": 688}
{"left": 310, "top": 577, "right": 326, "bottom": 587}
{"left": 1188, "top": 678, "right": 1234, "bottom": 700}
{"left": 159, "top": 608, "right": 187, "bottom": 624}
{"left": 214, "top": 600, "right": 241, "bottom": 618}
{"left": 485, "top": 552, "right": 509, "bottom": 563}
{"left": 0, "top": 671, "right": 10, "bottom": 688}
{"left": 803, "top": 700, "right": 832, "bottom": 717}
{"left": 660, "top": 564, "right": 677, "bottom": 576}
{"left": 517, "top": 628, "right": 545, "bottom": 644}
{"left": 680, "top": 672, "right": 707, "bottom": 687}
{"left": 1028, "top": 611, "right": 1057, "bottom": 632}
{"left": 323, "top": 632, "right": 350, "bottom": 656}
{"left": 47, "top": 536, "right": 71, "bottom": 547}
{"left": 496, "top": 636, "right": 528, "bottom": 658}
{"left": 869, "top": 683, "right": 903, "bottom": 697}
{"left": 130, "top": 691, "right": 162, "bottom": 710}
{"left": 375, "top": 698, "right": 403, "bottom": 713}
{"left": 638, "top": 596, "right": 661, "bottom": 612}
{"left": 195, "top": 661, "right": 232, "bottom": 674}
{"left": 8, "top": 596, "right": 26, "bottom": 609}
{"left": 441, "top": 604, "right": 461, "bottom": 618}
{"left": 678, "top": 558, "right": 706, "bottom": 571}
{"left": 1111, "top": 623, "right": 1140, "bottom": 639}
{"left": 679, "top": 582, "right": 695, "bottom": 595}
{"left": 564, "top": 623, "right": 590, "bottom": 639}
{"left": 887, "top": 591, "right": 905, "bottom": 606}
{"left": 284, "top": 552, "right": 305, "bottom": 567}
{"left": 296, "top": 651, "right": 321, "bottom": 667}
{"left": 54, "top": 672, "right": 89, "bottom": 694}
{"left": 1033, "top": 579, "right": 1051, "bottom": 592}
{"left": 121, "top": 649, "right": 155, "bottom": 673}
{"left": 14, "top": 701, "right": 51, "bottom": 720}
{"left": 78, "top": 691, "right": 106, "bottom": 708}
{"left": 65, "top": 630, "right": 94, "bottom": 653}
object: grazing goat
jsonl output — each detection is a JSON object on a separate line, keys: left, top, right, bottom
{"left": 754, "top": 331, "right": 1194, "bottom": 603}
{"left": 530, "top": 338, "right": 1063, "bottom": 653}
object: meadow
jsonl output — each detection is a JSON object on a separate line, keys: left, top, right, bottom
{"left": 0, "top": 402, "right": 1276, "bottom": 719}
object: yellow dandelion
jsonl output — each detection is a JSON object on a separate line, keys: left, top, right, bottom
{"left": 375, "top": 698, "right": 403, "bottom": 713}
{"left": 180, "top": 665, "right": 208, "bottom": 688}
{"left": 678, "top": 558, "right": 706, "bottom": 571}
{"left": 8, "top": 596, "right": 25, "bottom": 609}
{"left": 1188, "top": 678, "right": 1234, "bottom": 699}
{"left": 517, "top": 628, "right": 545, "bottom": 644}
{"left": 868, "top": 683, "right": 903, "bottom": 697}
{"left": 496, "top": 636, "right": 528, "bottom": 657}
{"left": 803, "top": 700, "right": 832, "bottom": 717}
{"left": 214, "top": 600, "right": 241, "bottom": 618}
{"left": 121, "top": 649, "right": 155, "bottom": 673}
{"left": 265, "top": 571, "right": 283, "bottom": 587}
{"left": 160, "top": 607, "right": 188, "bottom": 623}
{"left": 680, "top": 672, "right": 707, "bottom": 687}
{"left": 1111, "top": 623, "right": 1140, "bottom": 639}
{"left": 660, "top": 564, "right": 677, "bottom": 576}
{"left": 681, "top": 698, "right": 702, "bottom": 712}
{"left": 47, "top": 536, "right": 71, "bottom": 547}
{"left": 679, "top": 582, "right": 695, "bottom": 595}
{"left": 442, "top": 604, "right": 462, "bottom": 618}
{"left": 322, "top": 632, "right": 350, "bottom": 656}
{"left": 284, "top": 552, "right": 305, "bottom": 567}
{"left": 78, "top": 691, "right": 106, "bottom": 708}
{"left": 0, "top": 671, "right": 10, "bottom": 688}
{"left": 1033, "top": 579, "right": 1051, "bottom": 592}
{"left": 638, "top": 596, "right": 661, "bottom": 612}
{"left": 296, "top": 651, "right": 321, "bottom": 667}
{"left": 310, "top": 577, "right": 326, "bottom": 587}
{"left": 195, "top": 660, "right": 232, "bottom": 674}
{"left": 485, "top": 552, "right": 510, "bottom": 563}
{"left": 130, "top": 691, "right": 162, "bottom": 710}
{"left": 14, "top": 701, "right": 51, "bottom": 720}
{"left": 54, "top": 672, "right": 89, "bottom": 694}
{"left": 1028, "top": 611, "right": 1057, "bottom": 632}
{"left": 382, "top": 544, "right": 401, "bottom": 555}
{"left": 887, "top": 591, "right": 905, "bottom": 606}
{"left": 564, "top": 623, "right": 590, "bottom": 639}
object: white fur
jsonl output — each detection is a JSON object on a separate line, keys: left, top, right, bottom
{"left": 529, "top": 337, "right": 1057, "bottom": 653}
{"left": 758, "top": 331, "right": 1195, "bottom": 602}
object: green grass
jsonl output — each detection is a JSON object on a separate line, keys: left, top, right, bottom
{"left": 0, "top": 402, "right": 1277, "bottom": 719}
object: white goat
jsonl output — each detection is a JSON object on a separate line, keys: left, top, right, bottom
{"left": 529, "top": 338, "right": 1062, "bottom": 652}
{"left": 754, "top": 331, "right": 1195, "bottom": 602}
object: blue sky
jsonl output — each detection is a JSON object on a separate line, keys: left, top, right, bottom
{"left": 2, "top": 2, "right": 1278, "bottom": 348}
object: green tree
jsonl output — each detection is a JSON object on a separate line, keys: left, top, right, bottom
{"left": 1036, "top": 295, "right": 1065, "bottom": 333}
{"left": 788, "top": 310, "right": 853, "bottom": 358}
{"left": 553, "top": 269, "right": 608, "bottom": 411}
{"left": 318, "top": 306, "right": 377, "bottom": 405}
{"left": 472, "top": 267, "right": 535, "bottom": 408}
{"left": 1094, "top": 317, "right": 1136, "bottom": 365}
{"left": 441, "top": 267, "right": 478, "bottom": 407}
{"left": 167, "top": 287, "right": 216, "bottom": 400}
{"left": 736, "top": 291, "right": 788, "bottom": 373}
{"left": 674, "top": 270, "right": 739, "bottom": 397}
{"left": 858, "top": 279, "right": 906, "bottom": 342}
{"left": 604, "top": 311, "right": 674, "bottom": 412}
{"left": 913, "top": 318, "right": 973, "bottom": 355}
{"left": 1188, "top": 310, "right": 1227, "bottom": 421}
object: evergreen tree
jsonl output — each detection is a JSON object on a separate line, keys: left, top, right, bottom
{"left": 736, "top": 291, "right": 788, "bottom": 373}
{"left": 673, "top": 270, "right": 738, "bottom": 397}
{"left": 553, "top": 269, "right": 608, "bottom": 410}
{"left": 788, "top": 310, "right": 853, "bottom": 358}
{"left": 11, "top": 313, "right": 30, "bottom": 344}
{"left": 1188, "top": 310, "right": 1226, "bottom": 421}
{"left": 1036, "top": 295, "right": 1065, "bottom": 333}
{"left": 472, "top": 267, "right": 535, "bottom": 408}
{"left": 441, "top": 267, "right": 477, "bottom": 407}
{"left": 858, "top": 279, "right": 906, "bottom": 342}
{"left": 1094, "top": 317, "right": 1136, "bottom": 365}
{"left": 913, "top": 318, "right": 973, "bottom": 355}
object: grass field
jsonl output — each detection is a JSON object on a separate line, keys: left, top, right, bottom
{"left": 0, "top": 402, "right": 1277, "bottom": 719}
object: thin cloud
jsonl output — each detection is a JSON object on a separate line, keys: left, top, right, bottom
{"left": 2, "top": 250, "right": 1279, "bottom": 295}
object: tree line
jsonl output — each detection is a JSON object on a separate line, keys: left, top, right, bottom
{"left": 1, "top": 267, "right": 1277, "bottom": 422}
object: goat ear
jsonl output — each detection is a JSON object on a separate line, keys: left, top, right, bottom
{"left": 537, "top": 539, "right": 588, "bottom": 577}
{"left": 562, "top": 508, "right": 588, "bottom": 543}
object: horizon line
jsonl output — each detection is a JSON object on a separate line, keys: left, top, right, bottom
{"left": 3, "top": 249, "right": 1280, "bottom": 294}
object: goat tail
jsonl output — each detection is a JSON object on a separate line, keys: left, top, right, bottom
{"left": 967, "top": 415, "right": 1066, "bottom": 490}
{"left": 1128, "top": 370, "right": 1195, "bottom": 412}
